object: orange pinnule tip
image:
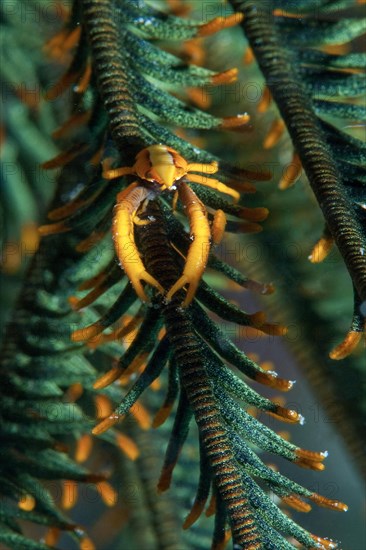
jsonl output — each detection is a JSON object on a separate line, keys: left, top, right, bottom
{"left": 260, "top": 360, "right": 274, "bottom": 371}
{"left": 249, "top": 311, "right": 267, "bottom": 327}
{"left": 65, "top": 382, "right": 83, "bottom": 402}
{"left": 53, "top": 441, "right": 69, "bottom": 453}
{"left": 158, "top": 327, "right": 167, "bottom": 341}
{"left": 62, "top": 480, "right": 78, "bottom": 510}
{"left": 44, "top": 31, "right": 65, "bottom": 53}
{"left": 92, "top": 414, "right": 123, "bottom": 435}
{"left": 186, "top": 87, "right": 211, "bottom": 110}
{"left": 221, "top": 113, "right": 250, "bottom": 128}
{"left": 263, "top": 282, "right": 275, "bottom": 294}
{"left": 228, "top": 180, "right": 257, "bottom": 194}
{"left": 45, "top": 70, "right": 79, "bottom": 101}
{"left": 116, "top": 432, "right": 139, "bottom": 460}
{"left": 296, "top": 448, "right": 328, "bottom": 462}
{"left": 157, "top": 463, "right": 175, "bottom": 493}
{"left": 85, "top": 473, "right": 107, "bottom": 484}
{"left": 96, "top": 481, "right": 117, "bottom": 507}
{"left": 52, "top": 111, "right": 91, "bottom": 140}
{"left": 71, "top": 323, "right": 104, "bottom": 343}
{"left": 75, "top": 434, "right": 93, "bottom": 463}
{"left": 46, "top": 27, "right": 81, "bottom": 58}
{"left": 309, "top": 235, "right": 334, "bottom": 263}
{"left": 238, "top": 221, "right": 263, "bottom": 233}
{"left": 94, "top": 367, "right": 123, "bottom": 390}
{"left": 296, "top": 459, "right": 326, "bottom": 471}
{"left": 183, "top": 500, "right": 207, "bottom": 529}
{"left": 151, "top": 378, "right": 161, "bottom": 391}
{"left": 1, "top": 241, "right": 28, "bottom": 273}
{"left": 211, "top": 68, "right": 238, "bottom": 85}
{"left": 152, "top": 403, "right": 174, "bottom": 428}
{"left": 205, "top": 493, "right": 216, "bottom": 517}
{"left": 0, "top": 123, "right": 5, "bottom": 142}
{"left": 259, "top": 323, "right": 288, "bottom": 337}
{"left": 212, "top": 209, "right": 227, "bottom": 245}
{"left": 61, "top": 24, "right": 80, "bottom": 46}
{"left": 198, "top": 13, "right": 243, "bottom": 36}
{"left": 257, "top": 87, "right": 272, "bottom": 113}
{"left": 320, "top": 42, "right": 350, "bottom": 55}
{"left": 272, "top": 395, "right": 286, "bottom": 407}
{"left": 75, "top": 63, "right": 92, "bottom": 94}
{"left": 69, "top": 296, "right": 82, "bottom": 309}
{"left": 118, "top": 374, "right": 131, "bottom": 387}
{"left": 80, "top": 536, "right": 96, "bottom": 550}
{"left": 18, "top": 494, "right": 36, "bottom": 511}
{"left": 329, "top": 330, "right": 363, "bottom": 360}
{"left": 166, "top": 0, "right": 191, "bottom": 16}
{"left": 71, "top": 286, "right": 108, "bottom": 311}
{"left": 246, "top": 405, "right": 257, "bottom": 418}
{"left": 90, "top": 145, "right": 105, "bottom": 167}
{"left": 281, "top": 494, "right": 311, "bottom": 513}
{"left": 38, "top": 221, "right": 69, "bottom": 236}
{"left": 48, "top": 200, "right": 84, "bottom": 221}
{"left": 245, "top": 280, "right": 275, "bottom": 296}
{"left": 211, "top": 530, "right": 232, "bottom": 550}
{"left": 239, "top": 206, "right": 269, "bottom": 222}
{"left": 310, "top": 493, "right": 348, "bottom": 512}
{"left": 263, "top": 119, "right": 286, "bottom": 149}
{"left": 272, "top": 406, "right": 303, "bottom": 424}
{"left": 273, "top": 9, "right": 306, "bottom": 19}
{"left": 41, "top": 144, "right": 88, "bottom": 169}
{"left": 76, "top": 231, "right": 106, "bottom": 252}
{"left": 243, "top": 46, "right": 254, "bottom": 65}
{"left": 182, "top": 38, "right": 206, "bottom": 66}
{"left": 255, "top": 371, "right": 294, "bottom": 392}
{"left": 44, "top": 527, "right": 61, "bottom": 546}
{"left": 122, "top": 353, "right": 149, "bottom": 377}
{"left": 18, "top": 224, "right": 40, "bottom": 256}
{"left": 277, "top": 430, "right": 290, "bottom": 441}
{"left": 217, "top": 529, "right": 232, "bottom": 550}
{"left": 310, "top": 535, "right": 337, "bottom": 549}
{"left": 114, "top": 316, "right": 141, "bottom": 343}
{"left": 79, "top": 271, "right": 106, "bottom": 290}
{"left": 95, "top": 394, "right": 113, "bottom": 419}
{"left": 78, "top": 278, "right": 98, "bottom": 291}
{"left": 279, "top": 152, "right": 302, "bottom": 189}
{"left": 131, "top": 402, "right": 151, "bottom": 430}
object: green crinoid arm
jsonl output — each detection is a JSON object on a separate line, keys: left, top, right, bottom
{"left": 230, "top": 0, "right": 366, "bottom": 302}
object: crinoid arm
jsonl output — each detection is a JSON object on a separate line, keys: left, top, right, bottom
{"left": 211, "top": 209, "right": 227, "bottom": 245}
{"left": 113, "top": 182, "right": 164, "bottom": 302}
{"left": 166, "top": 183, "right": 211, "bottom": 306}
